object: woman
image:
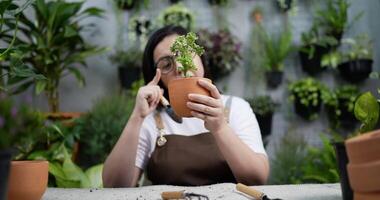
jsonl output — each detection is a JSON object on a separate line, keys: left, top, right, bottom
{"left": 102, "top": 26, "right": 269, "bottom": 187}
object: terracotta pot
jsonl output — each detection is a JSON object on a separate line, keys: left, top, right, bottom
{"left": 354, "top": 192, "right": 380, "bottom": 200}
{"left": 345, "top": 129, "right": 380, "bottom": 164}
{"left": 8, "top": 161, "right": 49, "bottom": 200}
{"left": 347, "top": 160, "right": 380, "bottom": 192}
{"left": 168, "top": 77, "right": 211, "bottom": 118}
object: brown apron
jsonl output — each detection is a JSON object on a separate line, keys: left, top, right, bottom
{"left": 146, "top": 97, "right": 237, "bottom": 186}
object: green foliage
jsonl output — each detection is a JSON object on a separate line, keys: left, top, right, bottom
{"left": 322, "top": 85, "right": 360, "bottom": 128}
{"left": 247, "top": 96, "right": 276, "bottom": 116}
{"left": 322, "top": 34, "right": 373, "bottom": 68}
{"left": 109, "top": 48, "right": 143, "bottom": 69}
{"left": 354, "top": 92, "right": 379, "bottom": 133}
{"left": 127, "top": 15, "right": 152, "bottom": 50}
{"left": 158, "top": 3, "right": 195, "bottom": 30}
{"left": 0, "top": 0, "right": 45, "bottom": 92}
{"left": 269, "top": 130, "right": 307, "bottom": 184}
{"left": 197, "top": 29, "right": 242, "bottom": 81}
{"left": 289, "top": 78, "right": 327, "bottom": 107}
{"left": 0, "top": 0, "right": 106, "bottom": 112}
{"left": 259, "top": 26, "right": 293, "bottom": 71}
{"left": 49, "top": 146, "right": 103, "bottom": 188}
{"left": 208, "top": 0, "right": 230, "bottom": 6}
{"left": 74, "top": 93, "right": 135, "bottom": 168}
{"left": 300, "top": 25, "right": 338, "bottom": 60}
{"left": 0, "top": 96, "right": 46, "bottom": 156}
{"left": 170, "top": 32, "right": 204, "bottom": 78}
{"left": 314, "top": 0, "right": 350, "bottom": 37}
{"left": 301, "top": 135, "right": 339, "bottom": 183}
{"left": 114, "top": 0, "right": 150, "bottom": 11}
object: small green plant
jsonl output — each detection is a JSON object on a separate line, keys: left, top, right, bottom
{"left": 247, "top": 96, "right": 276, "bottom": 116}
{"left": 0, "top": 97, "right": 46, "bottom": 157}
{"left": 260, "top": 26, "right": 293, "bottom": 72}
{"left": 109, "top": 48, "right": 143, "bottom": 69}
{"left": 322, "top": 85, "right": 360, "bottom": 129}
{"left": 300, "top": 25, "right": 338, "bottom": 60}
{"left": 170, "top": 32, "right": 204, "bottom": 78}
{"left": 354, "top": 91, "right": 380, "bottom": 133}
{"left": 158, "top": 4, "right": 195, "bottom": 31}
{"left": 277, "top": 0, "right": 298, "bottom": 15}
{"left": 269, "top": 130, "right": 307, "bottom": 184}
{"left": 49, "top": 146, "right": 103, "bottom": 188}
{"left": 322, "top": 34, "right": 373, "bottom": 68}
{"left": 208, "top": 0, "right": 230, "bottom": 6}
{"left": 114, "top": 0, "right": 149, "bottom": 10}
{"left": 73, "top": 92, "right": 135, "bottom": 168}
{"left": 301, "top": 134, "right": 340, "bottom": 183}
{"left": 289, "top": 78, "right": 327, "bottom": 120}
{"left": 128, "top": 15, "right": 152, "bottom": 50}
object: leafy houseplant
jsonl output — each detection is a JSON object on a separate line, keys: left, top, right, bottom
{"left": 288, "top": 78, "right": 327, "bottom": 120}
{"left": 277, "top": 0, "right": 298, "bottom": 14}
{"left": 158, "top": 4, "right": 195, "bottom": 31}
{"left": 114, "top": 0, "right": 149, "bottom": 10}
{"left": 0, "top": 0, "right": 44, "bottom": 93}
{"left": 341, "top": 90, "right": 380, "bottom": 200}
{"left": 73, "top": 93, "right": 135, "bottom": 168}
{"left": 208, "top": 0, "right": 229, "bottom": 6}
{"left": 1, "top": 0, "right": 105, "bottom": 112}
{"left": 197, "top": 29, "right": 242, "bottom": 81}
{"left": 323, "top": 85, "right": 360, "bottom": 130}
{"left": 247, "top": 96, "right": 276, "bottom": 146}
{"left": 0, "top": 96, "right": 49, "bottom": 200}
{"left": 322, "top": 35, "right": 373, "bottom": 83}
{"left": 109, "top": 49, "right": 143, "bottom": 90}
{"left": 168, "top": 32, "right": 209, "bottom": 117}
{"left": 260, "top": 26, "right": 293, "bottom": 88}
{"left": 299, "top": 25, "right": 338, "bottom": 76}
{"left": 128, "top": 15, "right": 152, "bottom": 50}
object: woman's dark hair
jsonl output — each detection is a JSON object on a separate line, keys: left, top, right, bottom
{"left": 142, "top": 25, "right": 211, "bottom": 100}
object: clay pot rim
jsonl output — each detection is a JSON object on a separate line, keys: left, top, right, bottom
{"left": 346, "top": 129, "right": 380, "bottom": 145}
{"left": 11, "top": 160, "right": 49, "bottom": 165}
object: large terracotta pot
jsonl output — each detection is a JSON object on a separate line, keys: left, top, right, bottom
{"left": 168, "top": 77, "right": 211, "bottom": 118}
{"left": 8, "top": 161, "right": 49, "bottom": 200}
{"left": 345, "top": 129, "right": 380, "bottom": 199}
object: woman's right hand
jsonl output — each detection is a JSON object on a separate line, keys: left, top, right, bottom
{"left": 133, "top": 69, "right": 163, "bottom": 118}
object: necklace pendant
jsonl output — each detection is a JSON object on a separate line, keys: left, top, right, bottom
{"left": 157, "top": 136, "right": 167, "bottom": 146}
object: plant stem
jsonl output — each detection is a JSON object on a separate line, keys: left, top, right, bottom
{"left": 46, "top": 80, "right": 59, "bottom": 113}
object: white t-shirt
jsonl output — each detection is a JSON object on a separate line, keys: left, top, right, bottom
{"left": 135, "top": 95, "right": 267, "bottom": 170}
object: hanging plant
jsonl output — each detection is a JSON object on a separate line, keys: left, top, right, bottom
{"left": 158, "top": 3, "right": 195, "bottom": 30}
{"left": 128, "top": 15, "right": 153, "bottom": 50}
{"left": 208, "top": 0, "right": 229, "bottom": 6}
{"left": 197, "top": 29, "right": 242, "bottom": 81}
{"left": 277, "top": 0, "right": 298, "bottom": 15}
{"left": 114, "top": 0, "right": 150, "bottom": 11}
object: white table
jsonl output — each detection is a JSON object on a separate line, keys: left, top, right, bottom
{"left": 42, "top": 183, "right": 342, "bottom": 200}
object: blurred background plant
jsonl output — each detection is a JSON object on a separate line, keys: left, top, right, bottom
{"left": 197, "top": 29, "right": 242, "bottom": 81}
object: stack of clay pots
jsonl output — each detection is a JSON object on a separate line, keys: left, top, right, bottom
{"left": 345, "top": 129, "right": 380, "bottom": 200}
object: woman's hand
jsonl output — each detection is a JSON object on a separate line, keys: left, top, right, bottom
{"left": 133, "top": 69, "right": 163, "bottom": 119}
{"left": 187, "top": 79, "right": 228, "bottom": 133}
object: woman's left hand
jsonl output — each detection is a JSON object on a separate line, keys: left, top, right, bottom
{"left": 187, "top": 79, "right": 228, "bottom": 133}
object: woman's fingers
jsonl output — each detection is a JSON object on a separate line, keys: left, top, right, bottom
{"left": 197, "top": 79, "right": 221, "bottom": 99}
{"left": 147, "top": 69, "right": 161, "bottom": 86}
{"left": 187, "top": 102, "right": 220, "bottom": 116}
{"left": 188, "top": 94, "right": 221, "bottom": 108}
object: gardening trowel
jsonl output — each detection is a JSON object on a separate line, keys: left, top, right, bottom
{"left": 160, "top": 96, "right": 182, "bottom": 123}
{"left": 236, "top": 183, "right": 283, "bottom": 200}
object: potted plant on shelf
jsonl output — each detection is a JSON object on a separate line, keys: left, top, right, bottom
{"left": 323, "top": 85, "right": 360, "bottom": 130}
{"left": 260, "top": 26, "right": 293, "bottom": 88}
{"left": 158, "top": 3, "right": 195, "bottom": 31}
{"left": 114, "top": 0, "right": 150, "bottom": 10}
{"left": 247, "top": 96, "right": 276, "bottom": 146}
{"left": 0, "top": 0, "right": 105, "bottom": 114}
{"left": 0, "top": 97, "right": 49, "bottom": 200}
{"left": 208, "top": 0, "right": 229, "bottom": 6}
{"left": 288, "top": 78, "right": 327, "bottom": 120}
{"left": 322, "top": 35, "right": 373, "bottom": 83}
{"left": 299, "top": 25, "right": 338, "bottom": 76}
{"left": 197, "top": 29, "right": 242, "bottom": 82}
{"left": 109, "top": 49, "right": 143, "bottom": 90}
{"left": 168, "top": 32, "right": 210, "bottom": 117}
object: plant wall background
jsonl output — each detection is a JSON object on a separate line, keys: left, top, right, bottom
{"left": 13, "top": 0, "right": 380, "bottom": 170}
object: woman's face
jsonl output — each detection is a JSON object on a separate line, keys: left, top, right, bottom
{"left": 153, "top": 34, "right": 204, "bottom": 88}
